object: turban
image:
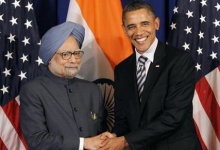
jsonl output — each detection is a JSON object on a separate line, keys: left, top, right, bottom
{"left": 39, "top": 21, "right": 85, "bottom": 65}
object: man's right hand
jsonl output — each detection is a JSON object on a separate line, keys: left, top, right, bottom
{"left": 84, "top": 134, "right": 104, "bottom": 150}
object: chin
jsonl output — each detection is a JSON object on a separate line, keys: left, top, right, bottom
{"left": 136, "top": 48, "right": 147, "bottom": 54}
{"left": 138, "top": 45, "right": 151, "bottom": 52}
{"left": 65, "top": 69, "right": 79, "bottom": 78}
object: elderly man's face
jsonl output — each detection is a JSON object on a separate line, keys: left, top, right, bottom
{"left": 48, "top": 36, "right": 82, "bottom": 78}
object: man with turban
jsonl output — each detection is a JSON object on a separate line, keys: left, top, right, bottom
{"left": 20, "top": 21, "right": 106, "bottom": 150}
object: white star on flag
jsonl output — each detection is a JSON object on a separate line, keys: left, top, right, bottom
{"left": 3, "top": 68, "right": 11, "bottom": 77}
{"left": 22, "top": 36, "right": 30, "bottom": 46}
{"left": 20, "top": 54, "right": 28, "bottom": 62}
{"left": 25, "top": 2, "right": 33, "bottom": 11}
{"left": 0, "top": 85, "right": 9, "bottom": 94}
{"left": 18, "top": 71, "right": 27, "bottom": 80}
{"left": 12, "top": 0, "right": 20, "bottom": 8}
{"left": 24, "top": 19, "right": 32, "bottom": 29}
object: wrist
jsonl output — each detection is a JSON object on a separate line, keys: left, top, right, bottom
{"left": 83, "top": 137, "right": 89, "bottom": 149}
{"left": 120, "top": 136, "right": 129, "bottom": 147}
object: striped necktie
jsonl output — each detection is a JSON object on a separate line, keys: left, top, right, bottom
{"left": 137, "top": 55, "right": 148, "bottom": 100}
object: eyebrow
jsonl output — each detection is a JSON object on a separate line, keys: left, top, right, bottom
{"left": 58, "top": 49, "right": 81, "bottom": 53}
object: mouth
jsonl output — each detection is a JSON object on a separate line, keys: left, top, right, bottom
{"left": 135, "top": 36, "right": 148, "bottom": 44}
{"left": 65, "top": 66, "right": 78, "bottom": 69}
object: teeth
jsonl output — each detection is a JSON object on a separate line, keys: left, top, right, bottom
{"left": 136, "top": 37, "right": 147, "bottom": 42}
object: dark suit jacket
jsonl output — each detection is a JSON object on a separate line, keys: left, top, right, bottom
{"left": 112, "top": 42, "right": 202, "bottom": 150}
{"left": 20, "top": 69, "right": 105, "bottom": 150}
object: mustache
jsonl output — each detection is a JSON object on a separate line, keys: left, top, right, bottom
{"left": 64, "top": 64, "right": 79, "bottom": 68}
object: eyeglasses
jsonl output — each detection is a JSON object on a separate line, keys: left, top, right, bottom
{"left": 56, "top": 50, "right": 84, "bottom": 60}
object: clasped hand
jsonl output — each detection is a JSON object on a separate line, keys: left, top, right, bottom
{"left": 84, "top": 132, "right": 127, "bottom": 150}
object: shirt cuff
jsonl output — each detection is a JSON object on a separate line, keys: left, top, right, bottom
{"left": 79, "top": 137, "right": 84, "bottom": 150}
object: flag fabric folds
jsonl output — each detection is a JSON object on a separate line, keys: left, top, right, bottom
{"left": 167, "top": 0, "right": 220, "bottom": 149}
{"left": 66, "top": 0, "right": 133, "bottom": 130}
{"left": 0, "top": 0, "right": 42, "bottom": 149}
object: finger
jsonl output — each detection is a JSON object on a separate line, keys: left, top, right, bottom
{"left": 100, "top": 134, "right": 107, "bottom": 140}
{"left": 99, "top": 138, "right": 110, "bottom": 147}
{"left": 98, "top": 144, "right": 109, "bottom": 150}
{"left": 100, "top": 132, "right": 112, "bottom": 139}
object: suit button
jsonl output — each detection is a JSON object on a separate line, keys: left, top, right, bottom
{"left": 69, "top": 89, "right": 72, "bottom": 93}
{"left": 79, "top": 127, "right": 83, "bottom": 131}
{"left": 74, "top": 107, "right": 78, "bottom": 112}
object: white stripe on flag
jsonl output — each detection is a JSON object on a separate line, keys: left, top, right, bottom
{"left": 66, "top": 0, "right": 113, "bottom": 81}
{"left": 16, "top": 96, "right": 20, "bottom": 105}
{"left": 0, "top": 105, "right": 25, "bottom": 150}
{"left": 193, "top": 92, "right": 220, "bottom": 150}
{"left": 205, "top": 67, "right": 220, "bottom": 106}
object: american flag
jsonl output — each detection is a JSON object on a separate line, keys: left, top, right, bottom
{"left": 167, "top": 0, "right": 220, "bottom": 149}
{"left": 0, "top": 0, "right": 43, "bottom": 149}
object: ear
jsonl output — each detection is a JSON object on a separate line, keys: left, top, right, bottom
{"left": 155, "top": 17, "right": 160, "bottom": 30}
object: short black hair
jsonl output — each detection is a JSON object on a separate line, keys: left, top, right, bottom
{"left": 122, "top": 1, "right": 157, "bottom": 24}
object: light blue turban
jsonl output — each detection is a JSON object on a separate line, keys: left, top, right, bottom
{"left": 39, "top": 21, "right": 85, "bottom": 65}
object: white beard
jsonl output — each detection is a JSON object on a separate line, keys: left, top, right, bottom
{"left": 49, "top": 60, "right": 81, "bottom": 79}
{"left": 64, "top": 65, "right": 81, "bottom": 79}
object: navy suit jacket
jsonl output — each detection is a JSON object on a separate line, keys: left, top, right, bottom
{"left": 112, "top": 42, "right": 202, "bottom": 150}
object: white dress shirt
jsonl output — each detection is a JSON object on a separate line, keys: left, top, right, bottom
{"left": 135, "top": 38, "right": 158, "bottom": 76}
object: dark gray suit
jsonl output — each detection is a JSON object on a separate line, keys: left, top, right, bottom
{"left": 112, "top": 42, "right": 202, "bottom": 150}
{"left": 20, "top": 69, "right": 105, "bottom": 150}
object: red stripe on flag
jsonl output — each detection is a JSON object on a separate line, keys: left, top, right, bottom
{"left": 0, "top": 138, "right": 8, "bottom": 150}
{"left": 2, "top": 99, "right": 28, "bottom": 150}
{"left": 193, "top": 120, "right": 208, "bottom": 150}
{"left": 195, "top": 77, "right": 220, "bottom": 141}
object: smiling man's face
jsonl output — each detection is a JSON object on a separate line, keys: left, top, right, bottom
{"left": 122, "top": 8, "right": 160, "bottom": 54}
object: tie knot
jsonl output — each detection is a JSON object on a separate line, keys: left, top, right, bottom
{"left": 138, "top": 55, "right": 148, "bottom": 66}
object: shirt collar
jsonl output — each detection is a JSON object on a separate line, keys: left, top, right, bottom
{"left": 135, "top": 38, "right": 158, "bottom": 64}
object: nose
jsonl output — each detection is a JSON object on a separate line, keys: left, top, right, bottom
{"left": 68, "top": 54, "right": 77, "bottom": 62}
{"left": 135, "top": 26, "right": 144, "bottom": 36}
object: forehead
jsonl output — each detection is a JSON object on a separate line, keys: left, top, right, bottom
{"left": 124, "top": 9, "right": 154, "bottom": 23}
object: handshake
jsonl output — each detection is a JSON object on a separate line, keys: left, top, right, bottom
{"left": 84, "top": 131, "right": 129, "bottom": 150}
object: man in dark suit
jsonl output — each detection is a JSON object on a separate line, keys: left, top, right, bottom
{"left": 99, "top": 1, "right": 202, "bottom": 150}
{"left": 20, "top": 21, "right": 106, "bottom": 150}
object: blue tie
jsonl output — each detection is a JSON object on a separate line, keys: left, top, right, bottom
{"left": 137, "top": 56, "right": 148, "bottom": 100}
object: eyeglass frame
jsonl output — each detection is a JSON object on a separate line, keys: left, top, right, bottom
{"left": 55, "top": 50, "right": 84, "bottom": 60}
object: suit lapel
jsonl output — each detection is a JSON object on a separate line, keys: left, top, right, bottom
{"left": 140, "top": 42, "right": 166, "bottom": 112}
{"left": 128, "top": 55, "right": 141, "bottom": 108}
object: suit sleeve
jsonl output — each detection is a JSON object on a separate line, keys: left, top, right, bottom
{"left": 111, "top": 66, "right": 131, "bottom": 136}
